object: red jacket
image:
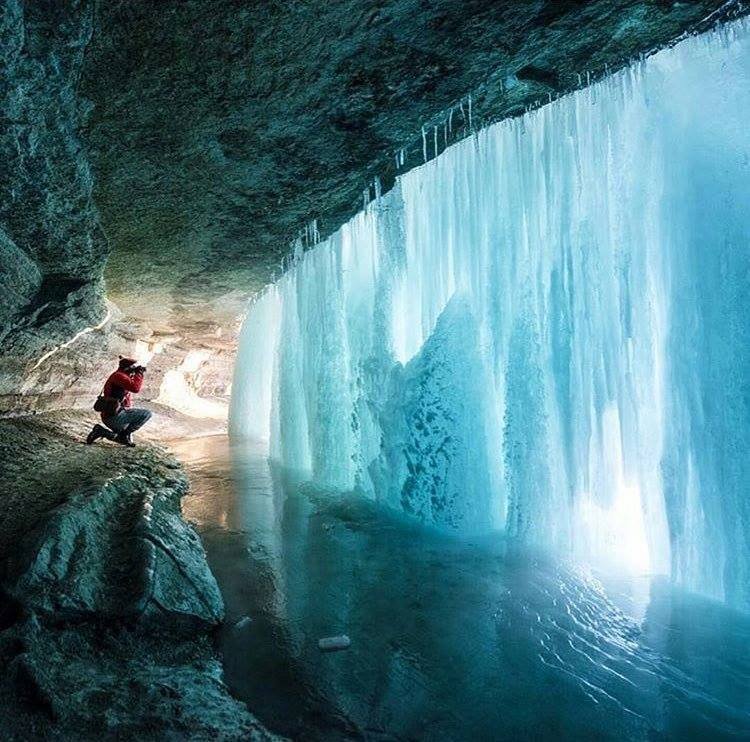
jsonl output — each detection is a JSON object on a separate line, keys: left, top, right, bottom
{"left": 101, "top": 370, "right": 144, "bottom": 419}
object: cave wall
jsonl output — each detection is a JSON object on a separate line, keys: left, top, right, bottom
{"left": 0, "top": 0, "right": 231, "bottom": 416}
{"left": 0, "top": 0, "right": 107, "bottom": 403}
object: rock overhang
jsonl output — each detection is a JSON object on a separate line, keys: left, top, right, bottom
{"left": 81, "top": 0, "right": 742, "bottom": 340}
{"left": 0, "top": 0, "right": 745, "bottom": 407}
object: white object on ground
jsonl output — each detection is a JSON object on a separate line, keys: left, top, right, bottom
{"left": 318, "top": 635, "right": 351, "bottom": 652}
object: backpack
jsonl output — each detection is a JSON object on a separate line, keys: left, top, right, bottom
{"left": 93, "top": 391, "right": 121, "bottom": 417}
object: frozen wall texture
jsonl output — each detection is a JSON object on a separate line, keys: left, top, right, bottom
{"left": 232, "top": 20, "right": 750, "bottom": 609}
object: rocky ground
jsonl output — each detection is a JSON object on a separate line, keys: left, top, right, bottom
{"left": 0, "top": 411, "right": 278, "bottom": 740}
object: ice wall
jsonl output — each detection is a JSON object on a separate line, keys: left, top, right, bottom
{"left": 231, "top": 19, "right": 750, "bottom": 609}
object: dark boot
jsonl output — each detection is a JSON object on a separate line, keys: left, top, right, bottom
{"left": 115, "top": 425, "right": 136, "bottom": 447}
{"left": 86, "top": 424, "right": 116, "bottom": 445}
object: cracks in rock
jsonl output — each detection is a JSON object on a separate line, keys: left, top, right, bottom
{"left": 143, "top": 528, "right": 220, "bottom": 619}
{"left": 0, "top": 412, "right": 273, "bottom": 739}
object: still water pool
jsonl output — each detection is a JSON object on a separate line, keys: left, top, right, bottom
{"left": 171, "top": 435, "right": 750, "bottom": 741}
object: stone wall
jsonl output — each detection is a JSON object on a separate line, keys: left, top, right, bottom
{"left": 0, "top": 0, "right": 107, "bottom": 402}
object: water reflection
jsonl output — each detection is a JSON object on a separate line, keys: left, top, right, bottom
{"left": 172, "top": 436, "right": 750, "bottom": 741}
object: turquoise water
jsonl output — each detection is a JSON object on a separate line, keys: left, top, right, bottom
{"left": 174, "top": 436, "right": 750, "bottom": 741}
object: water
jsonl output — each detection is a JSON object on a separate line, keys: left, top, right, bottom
{"left": 231, "top": 18, "right": 750, "bottom": 609}
{"left": 174, "top": 436, "right": 750, "bottom": 741}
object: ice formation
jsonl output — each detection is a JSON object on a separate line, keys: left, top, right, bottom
{"left": 232, "top": 20, "right": 750, "bottom": 609}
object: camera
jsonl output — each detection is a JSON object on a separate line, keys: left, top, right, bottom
{"left": 131, "top": 365, "right": 147, "bottom": 374}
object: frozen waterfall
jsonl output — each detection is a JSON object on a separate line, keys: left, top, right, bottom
{"left": 232, "top": 19, "right": 750, "bottom": 609}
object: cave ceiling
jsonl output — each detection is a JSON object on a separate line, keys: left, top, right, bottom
{"left": 82, "top": 0, "right": 734, "bottom": 340}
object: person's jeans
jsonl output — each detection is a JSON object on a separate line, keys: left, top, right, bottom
{"left": 103, "top": 408, "right": 153, "bottom": 434}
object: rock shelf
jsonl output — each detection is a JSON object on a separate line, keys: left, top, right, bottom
{"left": 0, "top": 411, "right": 280, "bottom": 740}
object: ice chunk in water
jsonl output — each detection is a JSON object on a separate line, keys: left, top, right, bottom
{"left": 318, "top": 635, "right": 351, "bottom": 652}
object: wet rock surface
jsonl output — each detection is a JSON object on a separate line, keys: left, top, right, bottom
{"left": 4, "top": 474, "right": 225, "bottom": 629}
{"left": 0, "top": 412, "right": 280, "bottom": 740}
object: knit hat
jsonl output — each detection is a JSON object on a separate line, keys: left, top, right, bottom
{"left": 118, "top": 356, "right": 137, "bottom": 371}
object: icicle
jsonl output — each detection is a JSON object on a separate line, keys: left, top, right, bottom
{"left": 233, "top": 17, "right": 750, "bottom": 609}
{"left": 468, "top": 93, "right": 473, "bottom": 130}
{"left": 433, "top": 125, "right": 438, "bottom": 160}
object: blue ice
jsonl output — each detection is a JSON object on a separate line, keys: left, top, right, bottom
{"left": 232, "top": 18, "right": 750, "bottom": 610}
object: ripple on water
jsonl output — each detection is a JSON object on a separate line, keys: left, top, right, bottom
{"left": 172, "top": 436, "right": 750, "bottom": 741}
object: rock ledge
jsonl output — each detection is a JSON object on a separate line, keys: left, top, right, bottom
{"left": 0, "top": 411, "right": 281, "bottom": 740}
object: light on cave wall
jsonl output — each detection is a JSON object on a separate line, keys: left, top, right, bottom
{"left": 134, "top": 338, "right": 164, "bottom": 365}
{"left": 157, "top": 350, "right": 228, "bottom": 420}
{"left": 28, "top": 308, "right": 112, "bottom": 373}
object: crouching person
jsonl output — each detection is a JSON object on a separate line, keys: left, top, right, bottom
{"left": 86, "top": 357, "right": 153, "bottom": 447}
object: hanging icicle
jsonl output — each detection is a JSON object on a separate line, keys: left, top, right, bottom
{"left": 232, "top": 18, "right": 750, "bottom": 610}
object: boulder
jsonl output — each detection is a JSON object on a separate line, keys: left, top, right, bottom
{"left": 3, "top": 473, "right": 223, "bottom": 631}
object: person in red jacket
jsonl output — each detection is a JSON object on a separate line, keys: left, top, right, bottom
{"left": 86, "top": 357, "right": 153, "bottom": 447}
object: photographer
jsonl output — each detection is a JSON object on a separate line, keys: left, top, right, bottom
{"left": 86, "top": 356, "right": 153, "bottom": 447}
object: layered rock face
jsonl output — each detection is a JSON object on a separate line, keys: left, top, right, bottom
{"left": 0, "top": 0, "right": 107, "bottom": 400}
